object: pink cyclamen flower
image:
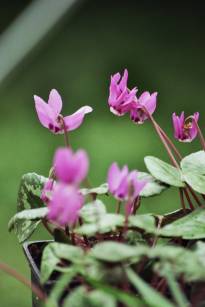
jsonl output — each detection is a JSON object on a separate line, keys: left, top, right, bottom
{"left": 107, "top": 162, "right": 147, "bottom": 201}
{"left": 34, "top": 89, "right": 93, "bottom": 134}
{"left": 108, "top": 69, "right": 137, "bottom": 116}
{"left": 172, "top": 112, "right": 199, "bottom": 142}
{"left": 54, "top": 147, "right": 89, "bottom": 185}
{"left": 47, "top": 183, "right": 84, "bottom": 226}
{"left": 130, "top": 91, "right": 158, "bottom": 124}
{"left": 41, "top": 179, "right": 54, "bottom": 203}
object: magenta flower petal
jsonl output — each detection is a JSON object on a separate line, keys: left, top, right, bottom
{"left": 54, "top": 147, "right": 89, "bottom": 185}
{"left": 108, "top": 163, "right": 129, "bottom": 199}
{"left": 34, "top": 95, "right": 56, "bottom": 128}
{"left": 47, "top": 183, "right": 83, "bottom": 226}
{"left": 63, "top": 106, "right": 93, "bottom": 131}
{"left": 48, "top": 89, "right": 62, "bottom": 115}
{"left": 41, "top": 179, "right": 54, "bottom": 203}
{"left": 172, "top": 111, "right": 199, "bottom": 142}
{"left": 108, "top": 69, "right": 137, "bottom": 116}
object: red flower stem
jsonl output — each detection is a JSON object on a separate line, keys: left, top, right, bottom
{"left": 185, "top": 184, "right": 203, "bottom": 207}
{"left": 193, "top": 118, "right": 205, "bottom": 151}
{"left": 132, "top": 196, "right": 141, "bottom": 215}
{"left": 179, "top": 188, "right": 186, "bottom": 212}
{"left": 183, "top": 188, "right": 195, "bottom": 210}
{"left": 157, "top": 125, "right": 182, "bottom": 160}
{"left": 116, "top": 200, "right": 122, "bottom": 214}
{"left": 152, "top": 215, "right": 164, "bottom": 247}
{"left": 143, "top": 108, "right": 180, "bottom": 169}
{"left": 0, "top": 261, "right": 46, "bottom": 301}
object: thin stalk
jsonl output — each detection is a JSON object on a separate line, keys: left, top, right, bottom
{"left": 58, "top": 115, "right": 70, "bottom": 147}
{"left": 186, "top": 184, "right": 203, "bottom": 207}
{"left": 183, "top": 188, "right": 195, "bottom": 210}
{"left": 179, "top": 188, "right": 186, "bottom": 212}
{"left": 152, "top": 216, "right": 164, "bottom": 247}
{"left": 157, "top": 125, "right": 182, "bottom": 160}
{"left": 193, "top": 118, "right": 205, "bottom": 151}
{"left": 132, "top": 197, "right": 141, "bottom": 215}
{"left": 42, "top": 219, "right": 54, "bottom": 236}
{"left": 0, "top": 261, "right": 46, "bottom": 301}
{"left": 143, "top": 108, "right": 180, "bottom": 169}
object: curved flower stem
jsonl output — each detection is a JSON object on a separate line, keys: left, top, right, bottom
{"left": 179, "top": 188, "right": 186, "bottom": 212}
{"left": 58, "top": 115, "right": 70, "bottom": 147}
{"left": 42, "top": 219, "right": 54, "bottom": 236}
{"left": 152, "top": 215, "right": 164, "bottom": 247}
{"left": 192, "top": 117, "right": 205, "bottom": 151}
{"left": 132, "top": 197, "right": 141, "bottom": 215}
{"left": 183, "top": 188, "right": 195, "bottom": 210}
{"left": 185, "top": 184, "right": 203, "bottom": 207}
{"left": 157, "top": 125, "right": 182, "bottom": 161}
{"left": 143, "top": 107, "right": 180, "bottom": 169}
{"left": 0, "top": 261, "right": 46, "bottom": 301}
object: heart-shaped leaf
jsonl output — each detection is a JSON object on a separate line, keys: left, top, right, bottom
{"left": 80, "top": 200, "right": 106, "bottom": 223}
{"left": 41, "top": 242, "right": 84, "bottom": 283}
{"left": 138, "top": 172, "right": 168, "bottom": 197}
{"left": 181, "top": 151, "right": 205, "bottom": 175}
{"left": 80, "top": 183, "right": 108, "bottom": 196}
{"left": 159, "top": 208, "right": 205, "bottom": 239}
{"left": 128, "top": 214, "right": 156, "bottom": 233}
{"left": 144, "top": 156, "right": 184, "bottom": 187}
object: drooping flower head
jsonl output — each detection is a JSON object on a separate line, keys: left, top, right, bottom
{"left": 107, "top": 162, "right": 147, "bottom": 201}
{"left": 172, "top": 112, "right": 199, "bottom": 142}
{"left": 34, "top": 89, "right": 92, "bottom": 134}
{"left": 54, "top": 147, "right": 89, "bottom": 185}
{"left": 130, "top": 91, "right": 158, "bottom": 124}
{"left": 108, "top": 69, "right": 137, "bottom": 116}
{"left": 47, "top": 183, "right": 83, "bottom": 226}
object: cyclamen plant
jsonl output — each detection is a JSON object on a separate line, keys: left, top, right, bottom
{"left": 7, "top": 70, "right": 205, "bottom": 307}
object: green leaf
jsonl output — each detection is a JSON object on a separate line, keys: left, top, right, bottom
{"left": 41, "top": 242, "right": 84, "bottom": 283}
{"left": 80, "top": 183, "right": 108, "bottom": 196}
{"left": 63, "top": 287, "right": 117, "bottom": 307}
{"left": 86, "top": 278, "right": 143, "bottom": 307}
{"left": 14, "top": 220, "right": 41, "bottom": 243}
{"left": 76, "top": 214, "right": 124, "bottom": 236}
{"left": 90, "top": 242, "right": 139, "bottom": 263}
{"left": 182, "top": 172, "right": 205, "bottom": 194}
{"left": 181, "top": 150, "right": 205, "bottom": 175}
{"left": 80, "top": 200, "right": 106, "bottom": 223}
{"left": 138, "top": 172, "right": 168, "bottom": 197}
{"left": 128, "top": 214, "right": 156, "bottom": 233}
{"left": 144, "top": 156, "right": 184, "bottom": 187}
{"left": 8, "top": 207, "right": 48, "bottom": 231}
{"left": 125, "top": 268, "right": 175, "bottom": 307}
{"left": 17, "top": 173, "right": 47, "bottom": 212}
{"left": 159, "top": 208, "right": 205, "bottom": 239}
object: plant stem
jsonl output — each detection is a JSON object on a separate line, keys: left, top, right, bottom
{"left": 185, "top": 184, "right": 203, "bottom": 207}
{"left": 179, "top": 188, "right": 186, "bottom": 212}
{"left": 183, "top": 188, "right": 195, "bottom": 210}
{"left": 152, "top": 215, "right": 164, "bottom": 247}
{"left": 132, "top": 197, "right": 141, "bottom": 215}
{"left": 193, "top": 118, "right": 205, "bottom": 151}
{"left": 0, "top": 261, "right": 46, "bottom": 301}
{"left": 42, "top": 219, "right": 54, "bottom": 236}
{"left": 143, "top": 108, "right": 180, "bottom": 169}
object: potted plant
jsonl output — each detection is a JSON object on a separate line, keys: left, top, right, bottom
{"left": 8, "top": 69, "right": 205, "bottom": 307}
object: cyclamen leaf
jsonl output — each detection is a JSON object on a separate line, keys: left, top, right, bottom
{"left": 138, "top": 172, "right": 168, "bottom": 197}
{"left": 126, "top": 268, "right": 175, "bottom": 307}
{"left": 14, "top": 220, "right": 41, "bottom": 243}
{"left": 90, "top": 242, "right": 139, "bottom": 262}
{"left": 144, "top": 156, "right": 184, "bottom": 187}
{"left": 128, "top": 214, "right": 156, "bottom": 233}
{"left": 64, "top": 287, "right": 117, "bottom": 307}
{"left": 159, "top": 208, "right": 205, "bottom": 239}
{"left": 76, "top": 214, "right": 124, "bottom": 236}
{"left": 80, "top": 200, "right": 107, "bottom": 223}
{"left": 182, "top": 172, "right": 205, "bottom": 194}
{"left": 80, "top": 183, "right": 108, "bottom": 196}
{"left": 181, "top": 150, "right": 205, "bottom": 175}
{"left": 17, "top": 172, "right": 47, "bottom": 212}
{"left": 8, "top": 207, "right": 48, "bottom": 231}
{"left": 41, "top": 242, "right": 84, "bottom": 283}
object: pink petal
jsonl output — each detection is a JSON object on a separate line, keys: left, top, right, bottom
{"left": 34, "top": 95, "right": 56, "bottom": 128}
{"left": 138, "top": 92, "right": 151, "bottom": 105}
{"left": 119, "top": 69, "right": 128, "bottom": 91}
{"left": 48, "top": 89, "right": 62, "bottom": 115}
{"left": 145, "top": 92, "right": 157, "bottom": 115}
{"left": 74, "top": 150, "right": 89, "bottom": 183}
{"left": 64, "top": 106, "right": 93, "bottom": 131}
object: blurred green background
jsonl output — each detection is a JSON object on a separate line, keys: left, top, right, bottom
{"left": 0, "top": 0, "right": 205, "bottom": 306}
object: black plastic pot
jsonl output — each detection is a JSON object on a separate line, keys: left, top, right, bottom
{"left": 23, "top": 240, "right": 54, "bottom": 307}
